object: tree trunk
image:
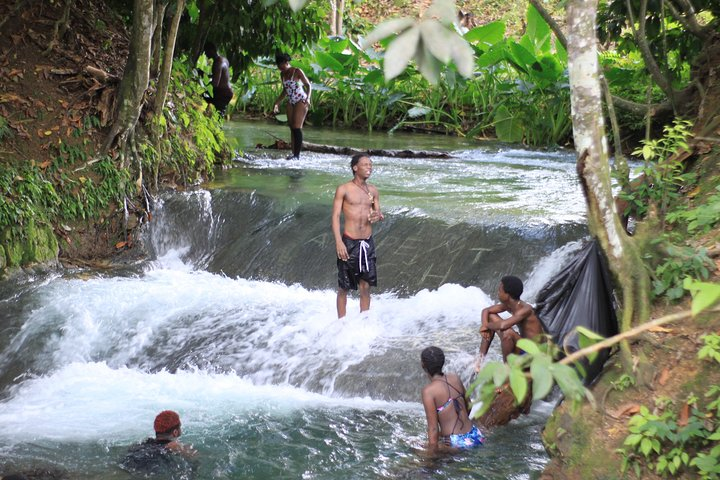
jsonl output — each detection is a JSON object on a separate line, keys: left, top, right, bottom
{"left": 154, "top": 0, "right": 184, "bottom": 116}
{"left": 102, "top": 0, "right": 154, "bottom": 154}
{"left": 335, "top": 0, "right": 345, "bottom": 36}
{"left": 566, "top": 0, "right": 650, "bottom": 371}
{"left": 328, "top": 0, "right": 337, "bottom": 36}
{"left": 191, "top": 0, "right": 215, "bottom": 65}
{"left": 150, "top": 0, "right": 168, "bottom": 79}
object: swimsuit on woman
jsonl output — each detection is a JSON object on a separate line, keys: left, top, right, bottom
{"left": 283, "top": 69, "right": 308, "bottom": 105}
{"left": 437, "top": 377, "right": 485, "bottom": 449}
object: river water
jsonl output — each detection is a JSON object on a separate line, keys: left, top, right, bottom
{"left": 0, "top": 120, "right": 588, "bottom": 479}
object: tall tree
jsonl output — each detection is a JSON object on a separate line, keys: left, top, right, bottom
{"left": 566, "top": 0, "right": 650, "bottom": 368}
{"left": 103, "top": 0, "right": 154, "bottom": 155}
{"left": 154, "top": 0, "right": 185, "bottom": 116}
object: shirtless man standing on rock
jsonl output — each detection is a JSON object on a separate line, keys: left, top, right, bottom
{"left": 332, "top": 154, "right": 384, "bottom": 319}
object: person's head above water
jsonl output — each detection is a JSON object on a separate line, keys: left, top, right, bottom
{"left": 421, "top": 346, "right": 445, "bottom": 376}
{"left": 154, "top": 410, "right": 181, "bottom": 437}
{"left": 204, "top": 42, "right": 218, "bottom": 58}
{"left": 501, "top": 275, "right": 524, "bottom": 300}
{"left": 275, "top": 52, "right": 292, "bottom": 67}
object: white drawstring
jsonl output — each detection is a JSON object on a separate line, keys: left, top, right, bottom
{"left": 359, "top": 240, "right": 370, "bottom": 273}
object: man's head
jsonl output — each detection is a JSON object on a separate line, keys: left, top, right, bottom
{"left": 154, "top": 410, "right": 181, "bottom": 437}
{"left": 500, "top": 275, "right": 523, "bottom": 301}
{"left": 350, "top": 154, "right": 371, "bottom": 176}
{"left": 421, "top": 346, "right": 445, "bottom": 376}
{"left": 204, "top": 42, "right": 218, "bottom": 58}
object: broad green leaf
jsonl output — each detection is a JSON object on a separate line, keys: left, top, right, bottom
{"left": 315, "top": 52, "right": 344, "bottom": 72}
{"left": 384, "top": 26, "right": 420, "bottom": 81}
{"left": 420, "top": 20, "right": 452, "bottom": 64}
{"left": 476, "top": 41, "right": 508, "bottom": 68}
{"left": 683, "top": 278, "right": 720, "bottom": 315}
{"left": 275, "top": 114, "right": 288, "bottom": 123}
{"left": 493, "top": 105, "right": 524, "bottom": 143}
{"left": 363, "top": 69, "right": 384, "bottom": 85}
{"left": 526, "top": 4, "right": 551, "bottom": 54}
{"left": 509, "top": 368, "right": 528, "bottom": 403}
{"left": 508, "top": 42, "right": 539, "bottom": 77}
{"left": 640, "top": 437, "right": 652, "bottom": 456}
{"left": 185, "top": 0, "right": 200, "bottom": 23}
{"left": 516, "top": 338, "right": 540, "bottom": 355}
{"left": 464, "top": 21, "right": 505, "bottom": 46}
{"left": 550, "top": 363, "right": 584, "bottom": 399}
{"left": 555, "top": 37, "right": 567, "bottom": 63}
{"left": 530, "top": 356, "right": 553, "bottom": 400}
{"left": 492, "top": 362, "right": 510, "bottom": 387}
{"left": 362, "top": 18, "right": 415, "bottom": 48}
{"left": 449, "top": 35, "right": 475, "bottom": 78}
{"left": 577, "top": 326, "right": 605, "bottom": 363}
{"left": 624, "top": 433, "right": 643, "bottom": 446}
{"left": 323, "top": 37, "right": 349, "bottom": 53}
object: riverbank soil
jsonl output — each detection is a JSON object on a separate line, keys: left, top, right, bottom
{"left": 540, "top": 144, "right": 720, "bottom": 477}
{"left": 0, "top": 1, "right": 140, "bottom": 268}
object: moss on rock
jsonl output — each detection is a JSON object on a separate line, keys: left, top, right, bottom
{"left": 1, "top": 219, "right": 59, "bottom": 271}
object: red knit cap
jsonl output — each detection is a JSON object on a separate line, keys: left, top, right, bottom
{"left": 154, "top": 410, "right": 181, "bottom": 434}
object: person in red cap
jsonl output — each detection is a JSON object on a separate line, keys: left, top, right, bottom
{"left": 120, "top": 410, "right": 197, "bottom": 475}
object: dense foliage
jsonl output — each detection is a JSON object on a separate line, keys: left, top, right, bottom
{"left": 241, "top": 4, "right": 573, "bottom": 146}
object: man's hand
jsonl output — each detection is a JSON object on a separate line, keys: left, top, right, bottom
{"left": 336, "top": 242, "right": 349, "bottom": 261}
{"left": 368, "top": 210, "right": 384, "bottom": 223}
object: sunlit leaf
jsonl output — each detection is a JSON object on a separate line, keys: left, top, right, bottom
{"left": 516, "top": 339, "right": 540, "bottom": 355}
{"left": 530, "top": 356, "right": 553, "bottom": 400}
{"left": 407, "top": 105, "right": 432, "bottom": 118}
{"left": 576, "top": 326, "right": 605, "bottom": 364}
{"left": 449, "top": 35, "right": 475, "bottom": 78}
{"left": 423, "top": 0, "right": 456, "bottom": 25}
{"left": 492, "top": 362, "right": 510, "bottom": 387}
{"left": 464, "top": 21, "right": 505, "bottom": 46}
{"left": 315, "top": 52, "right": 344, "bottom": 72}
{"left": 420, "top": 20, "right": 452, "bottom": 64}
{"left": 509, "top": 367, "right": 528, "bottom": 403}
{"left": 362, "top": 18, "right": 415, "bottom": 48}
{"left": 526, "top": 3, "right": 551, "bottom": 54}
{"left": 384, "top": 26, "right": 420, "bottom": 81}
{"left": 684, "top": 278, "right": 720, "bottom": 315}
{"left": 185, "top": 0, "right": 200, "bottom": 23}
{"left": 288, "top": 0, "right": 306, "bottom": 12}
{"left": 414, "top": 39, "right": 441, "bottom": 84}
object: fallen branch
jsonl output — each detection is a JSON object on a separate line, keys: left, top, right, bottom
{"left": 559, "top": 307, "right": 720, "bottom": 367}
{"left": 256, "top": 139, "right": 452, "bottom": 159}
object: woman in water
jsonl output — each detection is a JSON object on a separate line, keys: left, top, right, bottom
{"left": 273, "top": 52, "right": 312, "bottom": 160}
{"left": 421, "top": 346, "right": 484, "bottom": 450}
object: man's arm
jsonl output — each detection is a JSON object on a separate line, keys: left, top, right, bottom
{"left": 486, "top": 303, "right": 533, "bottom": 332}
{"left": 332, "top": 185, "right": 349, "bottom": 261}
{"left": 211, "top": 59, "right": 223, "bottom": 88}
{"left": 369, "top": 185, "right": 383, "bottom": 223}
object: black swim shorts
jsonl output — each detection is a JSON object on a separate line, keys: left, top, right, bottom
{"left": 337, "top": 235, "right": 377, "bottom": 291}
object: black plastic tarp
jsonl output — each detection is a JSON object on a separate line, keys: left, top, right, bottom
{"left": 534, "top": 239, "right": 618, "bottom": 384}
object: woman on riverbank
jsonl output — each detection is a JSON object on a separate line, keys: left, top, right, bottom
{"left": 421, "top": 346, "right": 484, "bottom": 450}
{"left": 273, "top": 52, "right": 312, "bottom": 160}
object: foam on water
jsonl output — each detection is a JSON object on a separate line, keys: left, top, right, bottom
{"left": 0, "top": 361, "right": 418, "bottom": 445}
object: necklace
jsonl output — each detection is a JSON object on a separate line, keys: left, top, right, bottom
{"left": 352, "top": 180, "right": 374, "bottom": 202}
